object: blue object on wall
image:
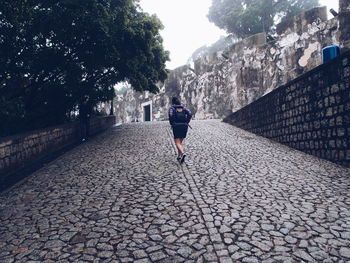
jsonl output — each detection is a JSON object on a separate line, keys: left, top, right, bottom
{"left": 322, "top": 45, "right": 340, "bottom": 63}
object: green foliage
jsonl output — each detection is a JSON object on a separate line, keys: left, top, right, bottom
{"left": 116, "top": 86, "right": 129, "bottom": 96}
{"left": 208, "top": 0, "right": 320, "bottom": 38}
{"left": 0, "top": 0, "right": 169, "bottom": 136}
{"left": 188, "top": 35, "right": 238, "bottom": 63}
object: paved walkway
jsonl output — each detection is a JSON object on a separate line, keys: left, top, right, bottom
{"left": 1, "top": 120, "right": 350, "bottom": 263}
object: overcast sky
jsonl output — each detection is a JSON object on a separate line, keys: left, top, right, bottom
{"left": 139, "top": 0, "right": 339, "bottom": 70}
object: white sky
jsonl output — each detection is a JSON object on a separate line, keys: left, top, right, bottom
{"left": 139, "top": 0, "right": 339, "bottom": 70}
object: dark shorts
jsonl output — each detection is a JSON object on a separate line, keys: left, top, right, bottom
{"left": 172, "top": 125, "right": 188, "bottom": 139}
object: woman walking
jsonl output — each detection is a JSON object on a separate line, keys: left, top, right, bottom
{"left": 168, "top": 97, "right": 192, "bottom": 163}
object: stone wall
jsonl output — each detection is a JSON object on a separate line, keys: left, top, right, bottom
{"left": 0, "top": 116, "right": 116, "bottom": 187}
{"left": 114, "top": 6, "right": 341, "bottom": 123}
{"left": 339, "top": 0, "right": 350, "bottom": 50}
{"left": 224, "top": 50, "right": 350, "bottom": 167}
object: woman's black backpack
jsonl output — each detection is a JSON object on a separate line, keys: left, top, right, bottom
{"left": 175, "top": 107, "right": 188, "bottom": 123}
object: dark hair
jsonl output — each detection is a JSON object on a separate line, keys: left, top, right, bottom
{"left": 172, "top": 97, "right": 181, "bottom": 105}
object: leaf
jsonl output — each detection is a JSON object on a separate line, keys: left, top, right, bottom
{"left": 1, "top": 0, "right": 169, "bottom": 136}
{"left": 208, "top": 0, "right": 320, "bottom": 38}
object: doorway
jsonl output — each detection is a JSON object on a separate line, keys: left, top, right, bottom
{"left": 144, "top": 105, "right": 151, "bottom": 121}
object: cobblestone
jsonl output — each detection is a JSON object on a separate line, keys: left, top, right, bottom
{"left": 1, "top": 120, "right": 350, "bottom": 262}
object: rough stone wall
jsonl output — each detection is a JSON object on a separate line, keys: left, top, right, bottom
{"left": 340, "top": 0, "right": 350, "bottom": 12}
{"left": 114, "top": 6, "right": 341, "bottom": 123}
{"left": 339, "top": 0, "right": 350, "bottom": 50}
{"left": 224, "top": 50, "right": 350, "bottom": 167}
{"left": 0, "top": 116, "right": 116, "bottom": 185}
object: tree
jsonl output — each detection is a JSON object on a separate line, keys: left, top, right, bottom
{"left": 0, "top": 0, "right": 169, "bottom": 136}
{"left": 188, "top": 35, "right": 238, "bottom": 63}
{"left": 208, "top": 0, "right": 320, "bottom": 39}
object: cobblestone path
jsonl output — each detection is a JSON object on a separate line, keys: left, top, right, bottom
{"left": 1, "top": 120, "right": 350, "bottom": 263}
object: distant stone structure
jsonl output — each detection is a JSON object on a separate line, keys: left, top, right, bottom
{"left": 113, "top": 3, "right": 349, "bottom": 124}
{"left": 339, "top": 0, "right": 350, "bottom": 49}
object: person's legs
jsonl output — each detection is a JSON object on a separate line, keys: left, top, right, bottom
{"left": 80, "top": 119, "right": 87, "bottom": 141}
{"left": 179, "top": 138, "right": 185, "bottom": 154}
{"left": 174, "top": 138, "right": 184, "bottom": 158}
{"left": 179, "top": 138, "right": 186, "bottom": 163}
{"left": 173, "top": 126, "right": 188, "bottom": 162}
{"left": 180, "top": 138, "right": 186, "bottom": 164}
{"left": 86, "top": 118, "right": 90, "bottom": 139}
